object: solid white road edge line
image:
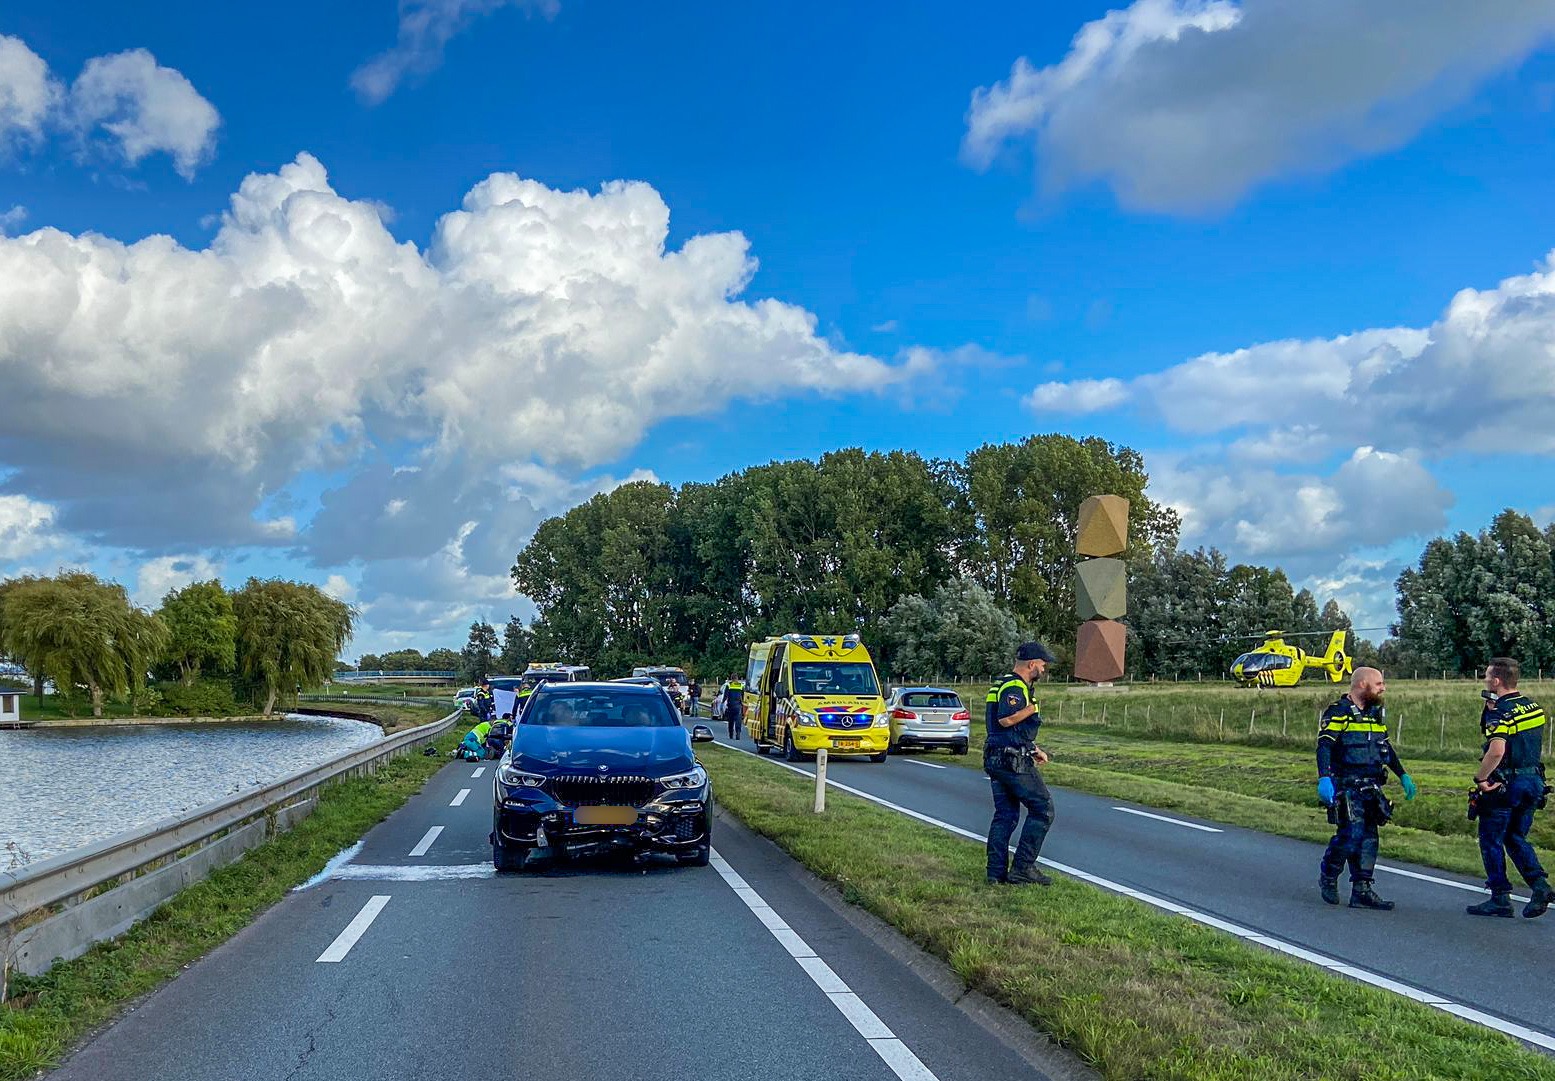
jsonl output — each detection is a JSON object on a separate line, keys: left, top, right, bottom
{"left": 1377, "top": 862, "right": 1529, "bottom": 904}
{"left": 903, "top": 759, "right": 948, "bottom": 770}
{"left": 710, "top": 847, "right": 943, "bottom": 1081}
{"left": 409, "top": 825, "right": 444, "bottom": 857}
{"left": 712, "top": 741, "right": 1555, "bottom": 1053}
{"left": 316, "top": 895, "right": 390, "bottom": 963}
{"left": 450, "top": 788, "right": 470, "bottom": 807}
{"left": 1111, "top": 806, "right": 1223, "bottom": 833}
{"left": 472, "top": 767, "right": 486, "bottom": 778}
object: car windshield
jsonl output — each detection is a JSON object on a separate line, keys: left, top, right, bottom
{"left": 903, "top": 692, "right": 961, "bottom": 709}
{"left": 523, "top": 688, "right": 679, "bottom": 728}
{"left": 791, "top": 662, "right": 879, "bottom": 696}
{"left": 649, "top": 669, "right": 687, "bottom": 685}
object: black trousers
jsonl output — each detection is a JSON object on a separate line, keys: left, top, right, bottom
{"left": 985, "top": 755, "right": 1054, "bottom": 880}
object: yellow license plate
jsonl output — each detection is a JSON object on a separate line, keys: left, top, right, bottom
{"left": 574, "top": 806, "right": 639, "bottom": 825}
{"left": 832, "top": 739, "right": 861, "bottom": 750}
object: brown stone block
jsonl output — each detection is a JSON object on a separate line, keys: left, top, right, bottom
{"left": 1076, "top": 558, "right": 1127, "bottom": 620}
{"left": 1077, "top": 495, "right": 1129, "bottom": 558}
{"left": 1075, "top": 619, "right": 1127, "bottom": 683}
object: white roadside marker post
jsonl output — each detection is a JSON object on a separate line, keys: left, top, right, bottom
{"left": 814, "top": 748, "right": 828, "bottom": 813}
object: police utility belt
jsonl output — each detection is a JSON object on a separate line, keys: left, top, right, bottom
{"left": 1328, "top": 778, "right": 1392, "bottom": 827}
{"left": 985, "top": 746, "right": 1037, "bottom": 768}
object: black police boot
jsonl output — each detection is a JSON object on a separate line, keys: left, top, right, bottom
{"left": 1348, "top": 883, "right": 1394, "bottom": 910}
{"left": 1319, "top": 874, "right": 1339, "bottom": 906}
{"left": 1007, "top": 865, "right": 1052, "bottom": 887}
{"left": 1523, "top": 879, "right": 1553, "bottom": 919}
{"left": 1466, "top": 892, "right": 1515, "bottom": 918}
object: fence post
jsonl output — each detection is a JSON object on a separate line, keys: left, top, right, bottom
{"left": 1218, "top": 708, "right": 1225, "bottom": 740}
{"left": 1395, "top": 711, "right": 1404, "bottom": 748}
{"left": 813, "top": 748, "right": 828, "bottom": 813}
{"left": 1248, "top": 708, "right": 1256, "bottom": 735}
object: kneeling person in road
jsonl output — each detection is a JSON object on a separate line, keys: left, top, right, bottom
{"left": 984, "top": 642, "right": 1056, "bottom": 887}
{"left": 1317, "top": 667, "right": 1416, "bottom": 910}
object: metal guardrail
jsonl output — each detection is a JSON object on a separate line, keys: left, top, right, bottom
{"left": 1, "top": 709, "right": 460, "bottom": 981}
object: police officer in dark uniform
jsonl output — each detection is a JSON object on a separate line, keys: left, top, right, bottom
{"left": 472, "top": 677, "right": 496, "bottom": 724}
{"left": 984, "top": 642, "right": 1056, "bottom": 886}
{"left": 1466, "top": 657, "right": 1551, "bottom": 919}
{"left": 1317, "top": 666, "right": 1416, "bottom": 909}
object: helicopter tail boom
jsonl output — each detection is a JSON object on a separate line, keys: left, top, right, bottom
{"left": 1319, "top": 630, "right": 1352, "bottom": 683}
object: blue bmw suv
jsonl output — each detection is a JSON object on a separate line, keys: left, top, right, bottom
{"left": 490, "top": 681, "right": 715, "bottom": 871}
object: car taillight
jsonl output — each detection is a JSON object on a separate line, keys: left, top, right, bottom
{"left": 891, "top": 708, "right": 917, "bottom": 720}
{"left": 951, "top": 710, "right": 970, "bottom": 721}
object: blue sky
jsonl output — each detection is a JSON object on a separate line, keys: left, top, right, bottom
{"left": 4, "top": 0, "right": 1555, "bottom": 656}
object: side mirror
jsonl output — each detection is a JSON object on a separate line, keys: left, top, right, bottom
{"left": 691, "top": 725, "right": 715, "bottom": 743}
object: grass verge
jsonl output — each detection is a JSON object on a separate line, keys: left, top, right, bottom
{"left": 704, "top": 744, "right": 1555, "bottom": 1081}
{"left": 0, "top": 729, "right": 460, "bottom": 1081}
{"left": 927, "top": 725, "right": 1550, "bottom": 879}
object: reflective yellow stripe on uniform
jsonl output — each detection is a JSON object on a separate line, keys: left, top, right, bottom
{"left": 1322, "top": 721, "right": 1388, "bottom": 734}
{"left": 1491, "top": 709, "right": 1546, "bottom": 737}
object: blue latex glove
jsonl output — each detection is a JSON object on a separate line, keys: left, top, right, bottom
{"left": 1317, "top": 777, "right": 1336, "bottom": 805}
{"left": 1400, "top": 773, "right": 1417, "bottom": 801}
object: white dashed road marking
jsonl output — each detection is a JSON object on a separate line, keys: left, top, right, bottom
{"left": 472, "top": 767, "right": 485, "bottom": 778}
{"left": 902, "top": 759, "right": 947, "bottom": 770}
{"left": 316, "top": 895, "right": 390, "bottom": 963}
{"left": 450, "top": 788, "right": 470, "bottom": 807}
{"left": 1111, "top": 806, "right": 1223, "bottom": 833}
{"left": 711, "top": 848, "right": 943, "bottom": 1081}
{"left": 408, "top": 826, "right": 444, "bottom": 857}
{"left": 713, "top": 740, "right": 1555, "bottom": 1053}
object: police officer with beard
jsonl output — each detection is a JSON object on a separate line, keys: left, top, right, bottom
{"left": 984, "top": 642, "right": 1057, "bottom": 886}
{"left": 1317, "top": 667, "right": 1417, "bottom": 909}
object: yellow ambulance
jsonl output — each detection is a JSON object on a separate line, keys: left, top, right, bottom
{"left": 743, "top": 633, "right": 889, "bottom": 763}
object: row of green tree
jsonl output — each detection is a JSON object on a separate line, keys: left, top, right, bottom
{"left": 510, "top": 434, "right": 1373, "bottom": 681}
{"left": 0, "top": 574, "right": 352, "bottom": 717}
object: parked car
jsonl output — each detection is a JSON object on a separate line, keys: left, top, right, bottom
{"left": 491, "top": 682, "right": 716, "bottom": 871}
{"left": 632, "top": 666, "right": 692, "bottom": 713}
{"left": 885, "top": 686, "right": 970, "bottom": 755}
{"left": 455, "top": 687, "right": 476, "bottom": 711}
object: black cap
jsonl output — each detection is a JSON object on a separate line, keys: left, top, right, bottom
{"left": 1016, "top": 641, "right": 1056, "bottom": 663}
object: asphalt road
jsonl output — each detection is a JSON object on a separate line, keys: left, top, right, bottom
{"left": 46, "top": 757, "right": 1063, "bottom": 1081}
{"left": 709, "top": 730, "right": 1555, "bottom": 1049}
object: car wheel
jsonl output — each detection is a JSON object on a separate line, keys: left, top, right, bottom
{"left": 953, "top": 742, "right": 969, "bottom": 756}
{"left": 784, "top": 729, "right": 803, "bottom": 763}
{"left": 680, "top": 842, "right": 711, "bottom": 866}
{"left": 870, "top": 751, "right": 888, "bottom": 763}
{"left": 492, "top": 840, "right": 525, "bottom": 873}
{"left": 755, "top": 741, "right": 771, "bottom": 755}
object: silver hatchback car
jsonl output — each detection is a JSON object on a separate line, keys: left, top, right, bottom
{"left": 885, "top": 687, "right": 970, "bottom": 755}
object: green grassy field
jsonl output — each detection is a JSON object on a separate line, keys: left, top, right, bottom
{"left": 914, "top": 679, "right": 1553, "bottom": 879}
{"left": 704, "top": 745, "right": 1555, "bottom": 1081}
{"left": 0, "top": 728, "right": 462, "bottom": 1080}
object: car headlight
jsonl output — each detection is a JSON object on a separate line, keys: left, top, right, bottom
{"left": 873, "top": 713, "right": 890, "bottom": 728}
{"left": 498, "top": 764, "right": 547, "bottom": 788}
{"left": 658, "top": 766, "right": 708, "bottom": 790}
{"left": 794, "top": 711, "right": 819, "bottom": 727}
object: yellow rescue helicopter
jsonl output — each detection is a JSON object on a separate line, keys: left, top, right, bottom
{"left": 1229, "top": 630, "right": 1352, "bottom": 687}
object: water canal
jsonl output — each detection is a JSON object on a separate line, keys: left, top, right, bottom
{"left": 0, "top": 715, "right": 383, "bottom": 868}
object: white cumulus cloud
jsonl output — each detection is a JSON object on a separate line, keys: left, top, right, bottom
{"left": 133, "top": 554, "right": 222, "bottom": 608}
{"left": 966, "top": 0, "right": 1555, "bottom": 213}
{"left": 352, "top": 0, "right": 559, "bottom": 105}
{"left": 69, "top": 49, "right": 221, "bottom": 179}
{"left": 0, "top": 494, "right": 61, "bottom": 561}
{"left": 0, "top": 33, "right": 218, "bottom": 177}
{"left": 1025, "top": 376, "right": 1128, "bottom": 414}
{"left": 0, "top": 35, "right": 62, "bottom": 150}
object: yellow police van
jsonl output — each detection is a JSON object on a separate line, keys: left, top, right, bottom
{"left": 744, "top": 633, "right": 889, "bottom": 763}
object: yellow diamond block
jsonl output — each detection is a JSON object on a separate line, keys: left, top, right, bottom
{"left": 1075, "top": 619, "right": 1127, "bottom": 683}
{"left": 1077, "top": 495, "right": 1129, "bottom": 558}
{"left": 1076, "top": 558, "right": 1127, "bottom": 621}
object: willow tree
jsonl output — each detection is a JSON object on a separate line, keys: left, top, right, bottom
{"left": 233, "top": 578, "right": 355, "bottom": 717}
{"left": 0, "top": 573, "right": 169, "bottom": 717}
{"left": 157, "top": 579, "right": 237, "bottom": 684}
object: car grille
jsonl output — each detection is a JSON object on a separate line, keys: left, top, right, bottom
{"left": 819, "top": 712, "right": 871, "bottom": 731}
{"left": 545, "top": 774, "right": 657, "bottom": 807}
